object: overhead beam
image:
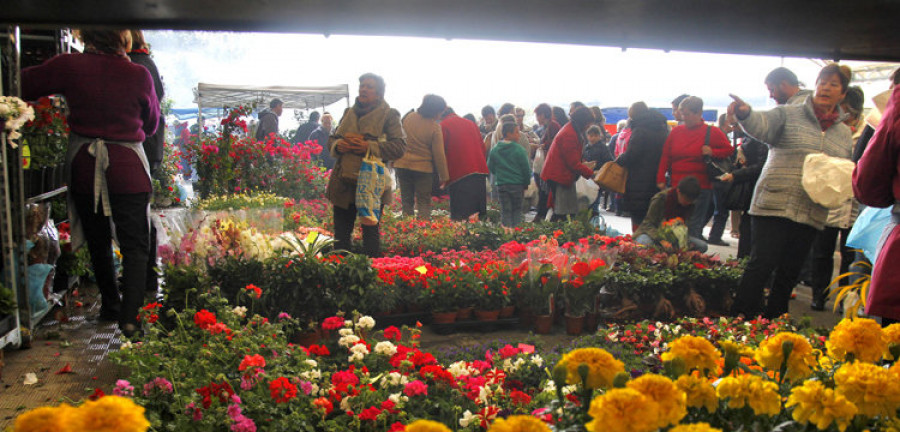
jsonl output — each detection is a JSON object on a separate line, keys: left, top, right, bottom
{"left": 3, "top": 0, "right": 900, "bottom": 62}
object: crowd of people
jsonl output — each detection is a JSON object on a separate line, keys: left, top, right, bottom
{"left": 18, "top": 27, "right": 900, "bottom": 331}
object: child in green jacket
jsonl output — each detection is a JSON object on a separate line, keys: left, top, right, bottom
{"left": 488, "top": 122, "right": 532, "bottom": 227}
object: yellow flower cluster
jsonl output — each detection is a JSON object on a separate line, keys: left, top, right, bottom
{"left": 826, "top": 318, "right": 886, "bottom": 363}
{"left": 488, "top": 415, "right": 551, "bottom": 432}
{"left": 754, "top": 332, "right": 818, "bottom": 382}
{"left": 716, "top": 374, "right": 781, "bottom": 417}
{"left": 662, "top": 335, "right": 721, "bottom": 375}
{"left": 834, "top": 361, "right": 900, "bottom": 418}
{"left": 586, "top": 388, "right": 660, "bottom": 432}
{"left": 626, "top": 374, "right": 687, "bottom": 428}
{"left": 14, "top": 396, "right": 149, "bottom": 432}
{"left": 882, "top": 323, "right": 900, "bottom": 360}
{"left": 786, "top": 379, "right": 857, "bottom": 432}
{"left": 406, "top": 419, "right": 452, "bottom": 432}
{"left": 676, "top": 375, "right": 718, "bottom": 413}
{"left": 719, "top": 340, "right": 754, "bottom": 358}
{"left": 557, "top": 347, "right": 624, "bottom": 390}
{"left": 669, "top": 423, "right": 723, "bottom": 432}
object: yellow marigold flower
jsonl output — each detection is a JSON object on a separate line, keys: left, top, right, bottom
{"left": 676, "top": 374, "right": 718, "bottom": 413}
{"left": 882, "top": 323, "right": 900, "bottom": 360}
{"left": 662, "top": 335, "right": 721, "bottom": 374}
{"left": 716, "top": 374, "right": 781, "bottom": 417}
{"left": 827, "top": 318, "right": 885, "bottom": 363}
{"left": 406, "top": 419, "right": 452, "bottom": 432}
{"left": 14, "top": 404, "right": 78, "bottom": 432}
{"left": 834, "top": 361, "right": 900, "bottom": 418}
{"left": 719, "top": 340, "right": 754, "bottom": 358}
{"left": 669, "top": 423, "right": 723, "bottom": 432}
{"left": 626, "top": 374, "right": 687, "bottom": 428}
{"left": 71, "top": 396, "right": 150, "bottom": 432}
{"left": 586, "top": 388, "right": 660, "bottom": 432}
{"left": 786, "top": 379, "right": 857, "bottom": 432}
{"left": 557, "top": 347, "right": 624, "bottom": 390}
{"left": 754, "top": 332, "right": 817, "bottom": 382}
{"left": 488, "top": 415, "right": 551, "bottom": 432}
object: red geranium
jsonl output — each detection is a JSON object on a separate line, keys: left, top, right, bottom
{"left": 270, "top": 377, "right": 298, "bottom": 403}
{"left": 383, "top": 326, "right": 402, "bottom": 341}
{"left": 358, "top": 406, "right": 382, "bottom": 421}
{"left": 322, "top": 316, "right": 345, "bottom": 330}
{"left": 194, "top": 309, "right": 217, "bottom": 330}
{"left": 313, "top": 397, "right": 333, "bottom": 414}
{"left": 238, "top": 354, "right": 266, "bottom": 371}
{"left": 244, "top": 284, "right": 262, "bottom": 299}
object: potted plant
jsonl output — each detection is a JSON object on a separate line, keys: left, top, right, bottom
{"left": 20, "top": 96, "right": 67, "bottom": 195}
{"left": 516, "top": 262, "right": 561, "bottom": 334}
{"left": 562, "top": 259, "right": 608, "bottom": 335}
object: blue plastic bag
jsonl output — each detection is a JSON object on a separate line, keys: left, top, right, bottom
{"left": 846, "top": 206, "right": 893, "bottom": 263}
{"left": 356, "top": 152, "right": 388, "bottom": 226}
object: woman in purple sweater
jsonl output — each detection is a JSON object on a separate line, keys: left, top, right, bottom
{"left": 22, "top": 29, "right": 160, "bottom": 338}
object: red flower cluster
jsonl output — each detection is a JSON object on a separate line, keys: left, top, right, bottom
{"left": 194, "top": 309, "right": 217, "bottom": 330}
{"left": 196, "top": 381, "right": 235, "bottom": 409}
{"left": 308, "top": 344, "right": 330, "bottom": 356}
{"left": 238, "top": 354, "right": 266, "bottom": 371}
{"left": 140, "top": 302, "right": 162, "bottom": 324}
{"left": 269, "top": 377, "right": 298, "bottom": 403}
{"left": 321, "top": 316, "right": 345, "bottom": 330}
{"left": 382, "top": 326, "right": 402, "bottom": 342}
{"left": 244, "top": 283, "right": 262, "bottom": 299}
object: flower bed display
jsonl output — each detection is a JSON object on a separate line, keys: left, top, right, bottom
{"left": 98, "top": 287, "right": 900, "bottom": 432}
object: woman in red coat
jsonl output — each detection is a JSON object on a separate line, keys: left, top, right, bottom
{"left": 656, "top": 96, "right": 733, "bottom": 239}
{"left": 541, "top": 107, "right": 596, "bottom": 221}
{"left": 853, "top": 85, "right": 900, "bottom": 325}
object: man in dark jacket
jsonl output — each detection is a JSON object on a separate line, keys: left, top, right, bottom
{"left": 309, "top": 112, "right": 335, "bottom": 169}
{"left": 615, "top": 107, "right": 668, "bottom": 231}
{"left": 255, "top": 98, "right": 283, "bottom": 140}
{"left": 292, "top": 111, "right": 320, "bottom": 144}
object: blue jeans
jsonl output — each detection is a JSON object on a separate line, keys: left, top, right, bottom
{"left": 688, "top": 188, "right": 713, "bottom": 239}
{"left": 497, "top": 184, "right": 525, "bottom": 227}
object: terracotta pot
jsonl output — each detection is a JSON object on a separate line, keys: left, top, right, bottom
{"left": 475, "top": 309, "right": 500, "bottom": 321}
{"left": 292, "top": 330, "right": 320, "bottom": 346}
{"left": 456, "top": 307, "right": 474, "bottom": 320}
{"left": 584, "top": 311, "right": 599, "bottom": 334}
{"left": 565, "top": 314, "right": 585, "bottom": 336}
{"left": 499, "top": 305, "right": 516, "bottom": 318}
{"left": 432, "top": 311, "right": 458, "bottom": 324}
{"left": 534, "top": 314, "right": 553, "bottom": 334}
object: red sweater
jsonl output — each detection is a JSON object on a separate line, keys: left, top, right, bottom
{"left": 657, "top": 123, "right": 732, "bottom": 189}
{"left": 541, "top": 122, "right": 594, "bottom": 186}
{"left": 22, "top": 53, "right": 160, "bottom": 194}
{"left": 441, "top": 114, "right": 489, "bottom": 185}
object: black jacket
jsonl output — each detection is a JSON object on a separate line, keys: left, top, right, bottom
{"left": 292, "top": 120, "right": 320, "bottom": 144}
{"left": 255, "top": 109, "right": 279, "bottom": 141}
{"left": 127, "top": 51, "right": 165, "bottom": 172}
{"left": 730, "top": 134, "right": 768, "bottom": 209}
{"left": 615, "top": 110, "right": 668, "bottom": 212}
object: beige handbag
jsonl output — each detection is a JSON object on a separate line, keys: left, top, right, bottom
{"left": 594, "top": 161, "right": 628, "bottom": 194}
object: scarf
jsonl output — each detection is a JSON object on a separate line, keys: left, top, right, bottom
{"left": 353, "top": 97, "right": 380, "bottom": 118}
{"left": 813, "top": 104, "right": 840, "bottom": 131}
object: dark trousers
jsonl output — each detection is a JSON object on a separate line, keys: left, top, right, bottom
{"left": 448, "top": 175, "right": 487, "bottom": 221}
{"left": 534, "top": 174, "right": 550, "bottom": 222}
{"left": 73, "top": 192, "right": 150, "bottom": 328}
{"left": 811, "top": 226, "right": 853, "bottom": 304}
{"left": 147, "top": 223, "right": 159, "bottom": 293}
{"left": 333, "top": 204, "right": 381, "bottom": 257}
{"left": 732, "top": 216, "right": 817, "bottom": 318}
{"left": 737, "top": 211, "right": 753, "bottom": 259}
{"left": 706, "top": 182, "right": 730, "bottom": 241}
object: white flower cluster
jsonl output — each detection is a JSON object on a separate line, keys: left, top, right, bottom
{"left": 299, "top": 368, "right": 322, "bottom": 381}
{"left": 0, "top": 96, "right": 35, "bottom": 145}
{"left": 338, "top": 328, "right": 355, "bottom": 337}
{"left": 338, "top": 334, "right": 360, "bottom": 347}
{"left": 459, "top": 410, "right": 477, "bottom": 428}
{"left": 387, "top": 392, "right": 408, "bottom": 404}
{"left": 356, "top": 316, "right": 375, "bottom": 330}
{"left": 447, "top": 361, "right": 474, "bottom": 378}
{"left": 373, "top": 341, "right": 397, "bottom": 356}
{"left": 501, "top": 358, "right": 527, "bottom": 373}
{"left": 530, "top": 355, "right": 544, "bottom": 367}
{"left": 348, "top": 343, "right": 369, "bottom": 363}
{"left": 232, "top": 306, "right": 247, "bottom": 318}
{"left": 381, "top": 371, "right": 409, "bottom": 388}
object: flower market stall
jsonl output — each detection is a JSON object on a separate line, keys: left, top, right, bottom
{"left": 192, "top": 82, "right": 350, "bottom": 129}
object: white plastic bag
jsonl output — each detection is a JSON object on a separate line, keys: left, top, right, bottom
{"left": 575, "top": 176, "right": 599, "bottom": 210}
{"left": 801, "top": 153, "right": 855, "bottom": 209}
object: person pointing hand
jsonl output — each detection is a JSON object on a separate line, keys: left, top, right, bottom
{"left": 728, "top": 93, "right": 752, "bottom": 120}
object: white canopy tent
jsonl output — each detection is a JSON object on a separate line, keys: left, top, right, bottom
{"left": 192, "top": 82, "right": 350, "bottom": 127}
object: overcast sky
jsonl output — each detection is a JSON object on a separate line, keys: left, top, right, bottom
{"left": 146, "top": 31, "right": 894, "bottom": 129}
